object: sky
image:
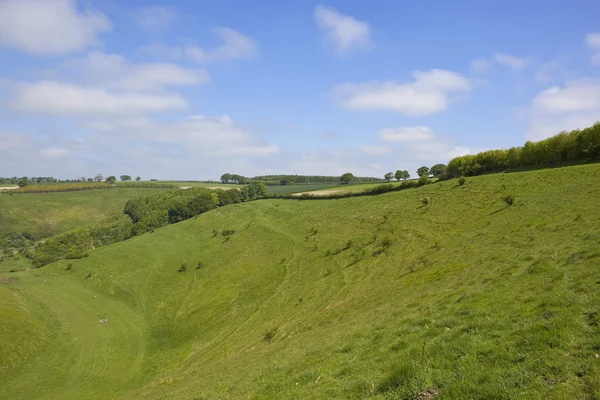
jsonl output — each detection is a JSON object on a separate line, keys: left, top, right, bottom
{"left": 1, "top": 0, "right": 600, "bottom": 180}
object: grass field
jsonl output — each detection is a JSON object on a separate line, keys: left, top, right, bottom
{"left": 0, "top": 188, "right": 172, "bottom": 236}
{"left": 266, "top": 182, "right": 345, "bottom": 195}
{"left": 147, "top": 181, "right": 242, "bottom": 189}
{"left": 1, "top": 164, "right": 600, "bottom": 399}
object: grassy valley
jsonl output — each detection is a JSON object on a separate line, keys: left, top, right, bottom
{"left": 1, "top": 164, "right": 599, "bottom": 399}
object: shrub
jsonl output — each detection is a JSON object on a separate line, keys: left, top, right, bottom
{"left": 263, "top": 327, "right": 277, "bottom": 343}
{"left": 502, "top": 195, "right": 515, "bottom": 206}
{"left": 458, "top": 176, "right": 466, "bottom": 186}
{"left": 418, "top": 175, "right": 430, "bottom": 186}
{"left": 221, "top": 229, "right": 236, "bottom": 237}
{"left": 422, "top": 196, "right": 430, "bottom": 206}
{"left": 196, "top": 261, "right": 204, "bottom": 269}
{"left": 178, "top": 263, "right": 187, "bottom": 272}
{"left": 65, "top": 263, "right": 73, "bottom": 271}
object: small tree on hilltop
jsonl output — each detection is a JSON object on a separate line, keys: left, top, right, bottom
{"left": 430, "top": 164, "right": 446, "bottom": 178}
{"left": 120, "top": 175, "right": 132, "bottom": 181}
{"left": 340, "top": 172, "right": 354, "bottom": 184}
{"left": 135, "top": 176, "right": 141, "bottom": 181}
{"left": 417, "top": 166, "right": 430, "bottom": 177}
{"left": 106, "top": 176, "right": 117, "bottom": 184}
{"left": 220, "top": 173, "right": 232, "bottom": 184}
{"left": 384, "top": 172, "right": 394, "bottom": 181}
{"left": 394, "top": 170, "right": 403, "bottom": 181}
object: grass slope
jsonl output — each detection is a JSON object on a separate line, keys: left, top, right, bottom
{"left": 2, "top": 164, "right": 600, "bottom": 399}
{"left": 0, "top": 188, "right": 172, "bottom": 236}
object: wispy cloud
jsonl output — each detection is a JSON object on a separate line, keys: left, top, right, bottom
{"left": 314, "top": 4, "right": 371, "bottom": 54}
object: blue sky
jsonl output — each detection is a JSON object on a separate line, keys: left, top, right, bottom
{"left": 1, "top": 0, "right": 600, "bottom": 180}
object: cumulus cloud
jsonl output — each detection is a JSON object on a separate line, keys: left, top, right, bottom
{"left": 0, "top": 115, "right": 280, "bottom": 178}
{"left": 378, "top": 126, "right": 433, "bottom": 142}
{"left": 314, "top": 4, "right": 371, "bottom": 54}
{"left": 493, "top": 52, "right": 532, "bottom": 70}
{"left": 585, "top": 33, "right": 600, "bottom": 65}
{"left": 332, "top": 69, "right": 471, "bottom": 116}
{"left": 133, "top": 6, "right": 176, "bottom": 32}
{"left": 376, "top": 125, "right": 471, "bottom": 163}
{"left": 60, "top": 52, "right": 210, "bottom": 91}
{"left": 12, "top": 81, "right": 188, "bottom": 116}
{"left": 526, "top": 78, "right": 600, "bottom": 140}
{"left": 0, "top": 0, "right": 110, "bottom": 55}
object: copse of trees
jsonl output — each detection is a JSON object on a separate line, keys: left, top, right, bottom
{"left": 443, "top": 122, "right": 600, "bottom": 179}
{"left": 394, "top": 170, "right": 410, "bottom": 181}
{"left": 220, "top": 173, "right": 248, "bottom": 184}
{"left": 340, "top": 172, "right": 354, "bottom": 184}
{"left": 384, "top": 172, "right": 394, "bottom": 181}
{"left": 417, "top": 166, "right": 430, "bottom": 177}
{"left": 120, "top": 175, "right": 132, "bottom": 181}
{"left": 429, "top": 164, "right": 446, "bottom": 177}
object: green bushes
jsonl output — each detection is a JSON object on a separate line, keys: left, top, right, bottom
{"left": 444, "top": 122, "right": 600, "bottom": 178}
{"left": 178, "top": 263, "right": 187, "bottom": 272}
{"left": 502, "top": 195, "right": 515, "bottom": 206}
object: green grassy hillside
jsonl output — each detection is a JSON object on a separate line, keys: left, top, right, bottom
{"left": 1, "top": 164, "right": 600, "bottom": 399}
{"left": 0, "top": 188, "right": 172, "bottom": 236}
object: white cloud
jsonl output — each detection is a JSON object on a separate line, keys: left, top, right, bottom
{"left": 493, "top": 52, "right": 532, "bottom": 70}
{"left": 0, "top": 0, "right": 110, "bottom": 55}
{"left": 60, "top": 52, "right": 210, "bottom": 91}
{"left": 585, "top": 33, "right": 600, "bottom": 65}
{"left": 12, "top": 81, "right": 188, "bottom": 116}
{"left": 378, "top": 126, "right": 433, "bottom": 142}
{"left": 185, "top": 28, "right": 258, "bottom": 63}
{"left": 314, "top": 4, "right": 371, "bottom": 54}
{"left": 470, "top": 57, "right": 491, "bottom": 72}
{"left": 332, "top": 69, "right": 471, "bottom": 116}
{"left": 527, "top": 78, "right": 600, "bottom": 140}
{"left": 134, "top": 6, "right": 176, "bottom": 32}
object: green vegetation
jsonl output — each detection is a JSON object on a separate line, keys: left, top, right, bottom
{"left": 445, "top": 122, "right": 600, "bottom": 178}
{"left": 1, "top": 163, "right": 599, "bottom": 399}
{"left": 266, "top": 182, "right": 344, "bottom": 195}
{"left": 0, "top": 187, "right": 172, "bottom": 236}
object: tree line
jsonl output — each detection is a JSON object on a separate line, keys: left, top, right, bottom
{"left": 1, "top": 174, "right": 143, "bottom": 187}
{"left": 443, "top": 122, "right": 600, "bottom": 179}
{"left": 221, "top": 173, "right": 383, "bottom": 186}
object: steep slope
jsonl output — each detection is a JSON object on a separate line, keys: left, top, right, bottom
{"left": 1, "top": 164, "right": 600, "bottom": 399}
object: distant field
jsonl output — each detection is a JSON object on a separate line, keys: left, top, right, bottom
{"left": 146, "top": 181, "right": 242, "bottom": 189}
{"left": 266, "top": 183, "right": 344, "bottom": 195}
{"left": 0, "top": 188, "right": 172, "bottom": 236}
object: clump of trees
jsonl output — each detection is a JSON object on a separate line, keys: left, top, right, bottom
{"left": 340, "top": 172, "right": 354, "bottom": 184}
{"left": 395, "top": 170, "right": 410, "bottom": 181}
{"left": 443, "top": 122, "right": 600, "bottom": 179}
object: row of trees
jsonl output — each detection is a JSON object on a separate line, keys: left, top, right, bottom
{"left": 0, "top": 175, "right": 142, "bottom": 187}
{"left": 444, "top": 122, "right": 600, "bottom": 178}
{"left": 249, "top": 174, "right": 383, "bottom": 185}
{"left": 379, "top": 164, "right": 447, "bottom": 182}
